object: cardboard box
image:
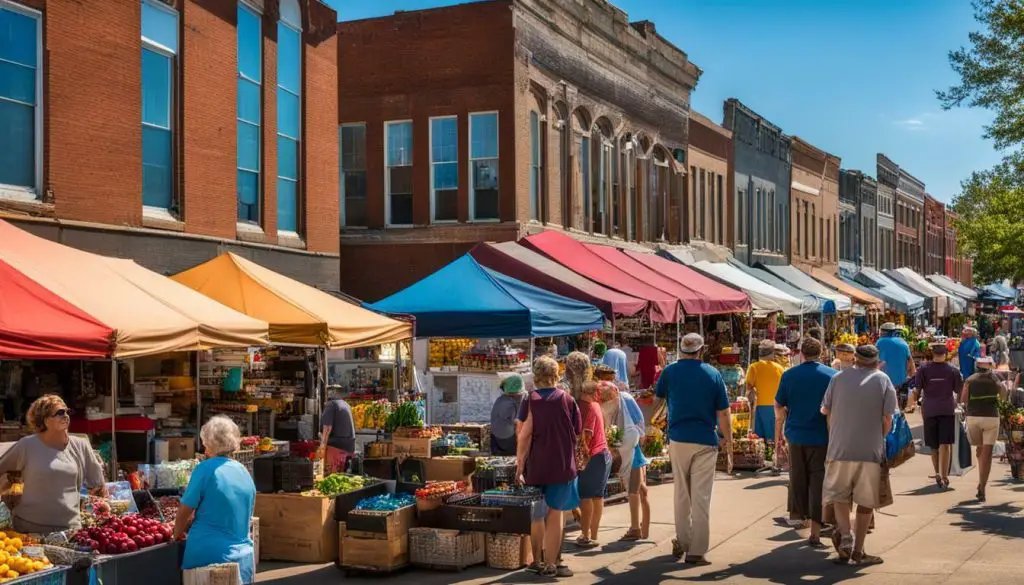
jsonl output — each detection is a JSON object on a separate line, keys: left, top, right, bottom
{"left": 165, "top": 436, "right": 195, "bottom": 461}
{"left": 339, "top": 522, "right": 408, "bottom": 571}
{"left": 392, "top": 437, "right": 432, "bottom": 457}
{"left": 421, "top": 457, "right": 476, "bottom": 482}
{"left": 254, "top": 493, "right": 337, "bottom": 563}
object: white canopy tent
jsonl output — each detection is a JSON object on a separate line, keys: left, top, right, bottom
{"left": 692, "top": 261, "right": 809, "bottom": 316}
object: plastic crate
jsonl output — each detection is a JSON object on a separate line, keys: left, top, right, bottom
{"left": 231, "top": 448, "right": 255, "bottom": 476}
{"left": 277, "top": 457, "right": 315, "bottom": 492}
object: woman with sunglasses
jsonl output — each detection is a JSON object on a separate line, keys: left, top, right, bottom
{"left": 0, "top": 394, "right": 106, "bottom": 533}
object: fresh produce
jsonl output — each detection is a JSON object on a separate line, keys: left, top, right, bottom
{"left": 141, "top": 496, "right": 180, "bottom": 523}
{"left": 0, "top": 533, "right": 52, "bottom": 581}
{"left": 385, "top": 401, "right": 424, "bottom": 432}
{"left": 606, "top": 425, "right": 623, "bottom": 448}
{"left": 414, "top": 481, "right": 465, "bottom": 500}
{"left": 352, "top": 400, "right": 393, "bottom": 430}
{"left": 640, "top": 434, "right": 664, "bottom": 458}
{"left": 71, "top": 514, "right": 173, "bottom": 555}
{"left": 353, "top": 493, "right": 415, "bottom": 512}
{"left": 437, "top": 433, "right": 475, "bottom": 449}
{"left": 312, "top": 473, "right": 370, "bottom": 497}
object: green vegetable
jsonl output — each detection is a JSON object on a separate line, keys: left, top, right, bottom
{"left": 385, "top": 401, "right": 423, "bottom": 432}
{"left": 314, "top": 473, "right": 370, "bottom": 497}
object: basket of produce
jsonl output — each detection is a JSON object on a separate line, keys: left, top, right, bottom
{"left": 414, "top": 481, "right": 466, "bottom": 512}
{"left": 345, "top": 493, "right": 417, "bottom": 534}
{"left": 409, "top": 528, "right": 485, "bottom": 570}
{"left": 385, "top": 402, "right": 426, "bottom": 434}
{"left": 486, "top": 533, "right": 527, "bottom": 570}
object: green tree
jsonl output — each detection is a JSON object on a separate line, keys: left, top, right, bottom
{"left": 950, "top": 155, "right": 1024, "bottom": 283}
{"left": 938, "top": 0, "right": 1024, "bottom": 150}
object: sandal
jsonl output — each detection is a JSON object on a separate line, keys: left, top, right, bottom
{"left": 831, "top": 532, "right": 853, "bottom": 564}
{"left": 620, "top": 528, "right": 642, "bottom": 541}
{"left": 526, "top": 562, "right": 541, "bottom": 573}
{"left": 851, "top": 551, "right": 884, "bottom": 566}
{"left": 807, "top": 538, "right": 828, "bottom": 550}
{"left": 671, "top": 538, "right": 685, "bottom": 559}
{"left": 538, "top": 563, "right": 557, "bottom": 577}
{"left": 684, "top": 555, "right": 711, "bottom": 566}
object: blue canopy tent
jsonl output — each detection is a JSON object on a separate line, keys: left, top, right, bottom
{"left": 369, "top": 255, "right": 605, "bottom": 338}
{"left": 979, "top": 282, "right": 1017, "bottom": 302}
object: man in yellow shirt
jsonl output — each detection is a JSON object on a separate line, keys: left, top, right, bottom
{"left": 747, "top": 339, "right": 786, "bottom": 442}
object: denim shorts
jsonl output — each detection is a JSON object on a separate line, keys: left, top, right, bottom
{"left": 578, "top": 449, "right": 612, "bottom": 499}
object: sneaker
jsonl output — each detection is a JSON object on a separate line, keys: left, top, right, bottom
{"left": 684, "top": 555, "right": 711, "bottom": 566}
{"left": 555, "top": 564, "right": 573, "bottom": 578}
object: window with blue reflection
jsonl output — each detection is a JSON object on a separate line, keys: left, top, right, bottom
{"left": 237, "top": 2, "right": 262, "bottom": 223}
{"left": 469, "top": 112, "right": 499, "bottom": 220}
{"left": 140, "top": 0, "right": 177, "bottom": 210}
{"left": 430, "top": 117, "right": 457, "bottom": 221}
{"left": 276, "top": 0, "right": 301, "bottom": 233}
{"left": 0, "top": 4, "right": 39, "bottom": 190}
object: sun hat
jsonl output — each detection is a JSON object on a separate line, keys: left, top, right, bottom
{"left": 880, "top": 322, "right": 897, "bottom": 332}
{"left": 681, "top": 333, "right": 705, "bottom": 354}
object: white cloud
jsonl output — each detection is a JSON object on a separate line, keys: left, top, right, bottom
{"left": 893, "top": 113, "right": 932, "bottom": 131}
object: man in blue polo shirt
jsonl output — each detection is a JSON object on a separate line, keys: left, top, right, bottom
{"left": 655, "top": 333, "right": 732, "bottom": 566}
{"left": 877, "top": 322, "right": 914, "bottom": 409}
{"left": 775, "top": 337, "right": 836, "bottom": 548}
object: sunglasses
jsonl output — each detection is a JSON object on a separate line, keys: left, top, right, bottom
{"left": 50, "top": 409, "right": 70, "bottom": 418}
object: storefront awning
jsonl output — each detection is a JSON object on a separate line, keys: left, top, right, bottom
{"left": 690, "top": 261, "right": 805, "bottom": 316}
{"left": 760, "top": 264, "right": 853, "bottom": 312}
{"left": 0, "top": 258, "right": 114, "bottom": 359}
{"left": 520, "top": 232, "right": 678, "bottom": 322}
{"left": 854, "top": 268, "right": 927, "bottom": 313}
{"left": 173, "top": 253, "right": 411, "bottom": 348}
{"left": 586, "top": 245, "right": 711, "bottom": 316}
{"left": 469, "top": 242, "right": 647, "bottom": 322}
{"left": 809, "top": 267, "right": 884, "bottom": 311}
{"left": 730, "top": 260, "right": 834, "bottom": 314}
{"left": 885, "top": 268, "right": 964, "bottom": 316}
{"left": 926, "top": 274, "right": 978, "bottom": 300}
{"left": 369, "top": 255, "right": 605, "bottom": 338}
{"left": 840, "top": 275, "right": 922, "bottom": 314}
{"left": 625, "top": 250, "right": 751, "bottom": 314}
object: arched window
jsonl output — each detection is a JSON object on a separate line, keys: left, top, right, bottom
{"left": 591, "top": 117, "right": 613, "bottom": 235}
{"left": 553, "top": 102, "right": 569, "bottom": 227}
{"left": 529, "top": 91, "right": 546, "bottom": 222}
{"left": 573, "top": 108, "right": 591, "bottom": 232}
{"left": 277, "top": 0, "right": 302, "bottom": 233}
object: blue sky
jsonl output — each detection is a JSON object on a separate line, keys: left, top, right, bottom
{"left": 324, "top": 0, "right": 1001, "bottom": 202}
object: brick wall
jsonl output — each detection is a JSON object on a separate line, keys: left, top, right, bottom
{"left": 337, "top": 1, "right": 516, "bottom": 229}
{"left": 340, "top": 241, "right": 478, "bottom": 302}
{"left": 0, "top": 0, "right": 339, "bottom": 259}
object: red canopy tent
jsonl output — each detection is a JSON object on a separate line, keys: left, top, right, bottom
{"left": 519, "top": 232, "right": 678, "bottom": 322}
{"left": 585, "top": 244, "right": 710, "bottom": 315}
{"left": 625, "top": 250, "right": 751, "bottom": 314}
{"left": 0, "top": 259, "right": 114, "bottom": 359}
{"left": 469, "top": 242, "right": 647, "bottom": 322}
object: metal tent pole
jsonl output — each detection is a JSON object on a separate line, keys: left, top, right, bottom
{"left": 699, "top": 315, "right": 704, "bottom": 336}
{"left": 109, "top": 360, "right": 118, "bottom": 479}
{"left": 800, "top": 314, "right": 804, "bottom": 339}
{"left": 746, "top": 311, "right": 755, "bottom": 368}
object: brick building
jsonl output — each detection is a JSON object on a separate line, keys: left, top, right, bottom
{"left": 924, "top": 193, "right": 945, "bottom": 276}
{"left": 944, "top": 208, "right": 973, "bottom": 286}
{"left": 723, "top": 99, "right": 791, "bottom": 266}
{"left": 337, "top": 0, "right": 700, "bottom": 301}
{"left": 892, "top": 157, "right": 925, "bottom": 273}
{"left": 875, "top": 155, "right": 897, "bottom": 271}
{"left": 790, "top": 137, "right": 839, "bottom": 274}
{"left": 838, "top": 169, "right": 877, "bottom": 274}
{"left": 0, "top": 0, "right": 341, "bottom": 288}
{"left": 686, "top": 111, "right": 731, "bottom": 248}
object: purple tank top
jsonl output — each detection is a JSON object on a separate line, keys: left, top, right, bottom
{"left": 524, "top": 388, "right": 581, "bottom": 485}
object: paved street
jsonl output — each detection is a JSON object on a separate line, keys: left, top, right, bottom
{"left": 256, "top": 418, "right": 1024, "bottom": 584}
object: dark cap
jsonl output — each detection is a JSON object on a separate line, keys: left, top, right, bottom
{"left": 855, "top": 344, "right": 880, "bottom": 363}
{"left": 930, "top": 342, "right": 948, "bottom": 355}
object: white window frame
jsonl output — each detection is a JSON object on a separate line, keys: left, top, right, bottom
{"left": 276, "top": 1, "right": 302, "bottom": 237}
{"left": 140, "top": 0, "right": 179, "bottom": 218}
{"left": 0, "top": 1, "right": 43, "bottom": 201}
{"left": 384, "top": 119, "right": 413, "bottom": 228}
{"left": 339, "top": 122, "right": 367, "bottom": 228}
{"left": 468, "top": 110, "right": 500, "bottom": 222}
{"left": 429, "top": 115, "right": 458, "bottom": 224}
{"left": 235, "top": 0, "right": 262, "bottom": 227}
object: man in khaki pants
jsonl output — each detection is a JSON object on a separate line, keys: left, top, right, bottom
{"left": 654, "top": 333, "right": 732, "bottom": 566}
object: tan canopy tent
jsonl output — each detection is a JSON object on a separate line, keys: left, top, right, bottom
{"left": 172, "top": 253, "right": 411, "bottom": 348}
{"left": 0, "top": 220, "right": 270, "bottom": 358}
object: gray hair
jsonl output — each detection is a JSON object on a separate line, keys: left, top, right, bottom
{"left": 200, "top": 415, "right": 242, "bottom": 456}
{"left": 532, "top": 355, "right": 560, "bottom": 386}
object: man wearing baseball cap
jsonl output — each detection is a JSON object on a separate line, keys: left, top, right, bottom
{"left": 820, "top": 344, "right": 898, "bottom": 566}
{"left": 831, "top": 343, "right": 856, "bottom": 371}
{"left": 747, "top": 339, "right": 786, "bottom": 443}
{"left": 877, "top": 322, "right": 915, "bottom": 409}
{"left": 655, "top": 333, "right": 732, "bottom": 566}
{"left": 909, "top": 343, "right": 963, "bottom": 489}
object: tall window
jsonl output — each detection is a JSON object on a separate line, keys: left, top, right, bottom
{"left": 826, "top": 218, "right": 831, "bottom": 261}
{"left": 236, "top": 2, "right": 261, "bottom": 223}
{"left": 580, "top": 136, "right": 590, "bottom": 228}
{"left": 699, "top": 169, "right": 706, "bottom": 239}
{"left": 717, "top": 176, "right": 724, "bottom": 245}
{"left": 276, "top": 0, "right": 301, "bottom": 233}
{"left": 0, "top": 2, "right": 41, "bottom": 196}
{"left": 340, "top": 123, "right": 366, "bottom": 227}
{"left": 611, "top": 142, "right": 620, "bottom": 235}
{"left": 141, "top": 0, "right": 178, "bottom": 212}
{"left": 385, "top": 121, "right": 413, "bottom": 226}
{"left": 737, "top": 188, "right": 746, "bottom": 245}
{"left": 529, "top": 111, "right": 542, "bottom": 221}
{"left": 469, "top": 112, "right": 499, "bottom": 220}
{"left": 430, "top": 116, "right": 458, "bottom": 222}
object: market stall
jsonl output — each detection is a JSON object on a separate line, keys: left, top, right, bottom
{"left": 760, "top": 264, "right": 853, "bottom": 313}
{"left": 854, "top": 268, "right": 928, "bottom": 318}
{"left": 885, "top": 267, "right": 963, "bottom": 319}
{"left": 370, "top": 254, "right": 604, "bottom": 424}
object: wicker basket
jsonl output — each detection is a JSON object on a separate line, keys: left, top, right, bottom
{"left": 409, "top": 528, "right": 485, "bottom": 570}
{"left": 485, "top": 533, "right": 527, "bottom": 570}
{"left": 232, "top": 448, "right": 255, "bottom": 476}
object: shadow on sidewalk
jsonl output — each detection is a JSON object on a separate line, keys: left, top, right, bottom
{"left": 947, "top": 502, "right": 1024, "bottom": 539}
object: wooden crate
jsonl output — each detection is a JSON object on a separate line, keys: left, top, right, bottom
{"left": 183, "top": 563, "right": 241, "bottom": 585}
{"left": 339, "top": 522, "right": 409, "bottom": 572}
{"left": 392, "top": 437, "right": 433, "bottom": 458}
{"left": 254, "top": 493, "right": 337, "bottom": 563}
{"left": 249, "top": 517, "right": 259, "bottom": 564}
{"left": 344, "top": 505, "right": 415, "bottom": 539}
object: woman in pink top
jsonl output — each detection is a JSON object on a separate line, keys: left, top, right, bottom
{"left": 576, "top": 381, "right": 611, "bottom": 548}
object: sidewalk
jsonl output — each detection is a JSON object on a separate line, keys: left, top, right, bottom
{"left": 256, "top": 422, "right": 1024, "bottom": 583}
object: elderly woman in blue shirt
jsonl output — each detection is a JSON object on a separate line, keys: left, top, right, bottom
{"left": 173, "top": 416, "right": 256, "bottom": 583}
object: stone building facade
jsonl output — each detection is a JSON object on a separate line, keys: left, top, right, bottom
{"left": 723, "top": 99, "right": 791, "bottom": 266}
{"left": 337, "top": 0, "right": 700, "bottom": 301}
{"left": 686, "top": 112, "right": 731, "bottom": 248}
{"left": 875, "top": 154, "right": 898, "bottom": 271}
{"left": 0, "top": 0, "right": 341, "bottom": 288}
{"left": 790, "top": 137, "right": 839, "bottom": 274}
{"left": 924, "top": 194, "right": 946, "bottom": 276}
{"left": 838, "top": 169, "right": 877, "bottom": 274}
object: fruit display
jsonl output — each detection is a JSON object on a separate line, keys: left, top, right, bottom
{"left": 311, "top": 473, "right": 372, "bottom": 497}
{"left": 71, "top": 514, "right": 173, "bottom": 555}
{"left": 352, "top": 400, "right": 393, "bottom": 430}
{"left": 429, "top": 338, "right": 476, "bottom": 368}
{"left": 459, "top": 348, "right": 528, "bottom": 372}
{"left": 141, "top": 496, "right": 180, "bottom": 523}
{"left": 353, "top": 493, "right": 416, "bottom": 512}
{"left": 392, "top": 424, "right": 440, "bottom": 439}
{"left": 835, "top": 332, "right": 858, "bottom": 347}
{"left": 414, "top": 480, "right": 466, "bottom": 501}
{"left": 0, "top": 532, "right": 52, "bottom": 581}
{"left": 640, "top": 433, "right": 665, "bottom": 458}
